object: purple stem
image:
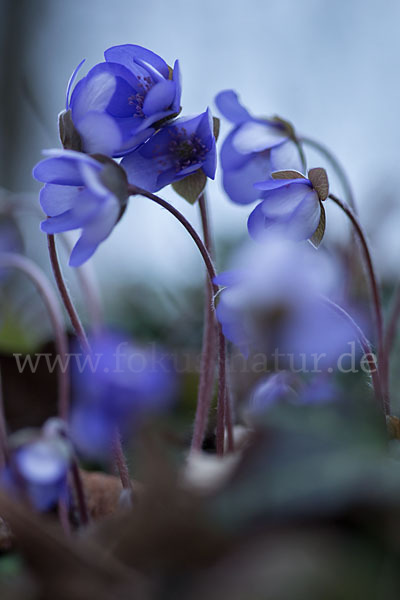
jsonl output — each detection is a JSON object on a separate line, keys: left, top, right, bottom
{"left": 328, "top": 194, "right": 389, "bottom": 412}
{"left": 0, "top": 252, "right": 70, "bottom": 420}
{"left": 47, "top": 235, "right": 131, "bottom": 494}
{"left": 112, "top": 429, "right": 132, "bottom": 491}
{"left": 128, "top": 184, "right": 231, "bottom": 455}
{"left": 47, "top": 234, "right": 90, "bottom": 354}
{"left": 384, "top": 283, "right": 400, "bottom": 356}
{"left": 191, "top": 193, "right": 218, "bottom": 452}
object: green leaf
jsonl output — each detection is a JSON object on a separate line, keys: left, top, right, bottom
{"left": 172, "top": 171, "right": 207, "bottom": 204}
{"left": 309, "top": 201, "right": 326, "bottom": 248}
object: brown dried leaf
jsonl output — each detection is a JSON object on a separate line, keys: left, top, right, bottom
{"left": 309, "top": 202, "right": 326, "bottom": 249}
{"left": 308, "top": 167, "right": 329, "bottom": 201}
{"left": 271, "top": 170, "right": 306, "bottom": 180}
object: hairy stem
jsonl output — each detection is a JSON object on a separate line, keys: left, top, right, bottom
{"left": 191, "top": 193, "right": 218, "bottom": 452}
{"left": 128, "top": 185, "right": 232, "bottom": 454}
{"left": 0, "top": 252, "right": 70, "bottom": 420}
{"left": 47, "top": 236, "right": 132, "bottom": 494}
{"left": 112, "top": 429, "right": 132, "bottom": 491}
{"left": 47, "top": 234, "right": 90, "bottom": 354}
{"left": 70, "top": 460, "right": 89, "bottom": 526}
{"left": 328, "top": 194, "right": 388, "bottom": 411}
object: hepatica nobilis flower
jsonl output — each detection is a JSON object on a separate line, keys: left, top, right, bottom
{"left": 2, "top": 420, "right": 72, "bottom": 511}
{"left": 215, "top": 90, "right": 302, "bottom": 205}
{"left": 33, "top": 149, "right": 129, "bottom": 266}
{"left": 214, "top": 235, "right": 357, "bottom": 367}
{"left": 248, "top": 168, "right": 328, "bottom": 247}
{"left": 121, "top": 109, "right": 216, "bottom": 194}
{"left": 70, "top": 333, "right": 176, "bottom": 460}
{"left": 63, "top": 44, "right": 181, "bottom": 157}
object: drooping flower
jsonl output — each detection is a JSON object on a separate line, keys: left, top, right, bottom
{"left": 64, "top": 45, "right": 181, "bottom": 157}
{"left": 69, "top": 333, "right": 176, "bottom": 460}
{"left": 33, "top": 149, "right": 128, "bottom": 266}
{"left": 214, "top": 235, "right": 357, "bottom": 368}
{"left": 248, "top": 168, "right": 328, "bottom": 246}
{"left": 215, "top": 90, "right": 302, "bottom": 205}
{"left": 2, "top": 420, "right": 72, "bottom": 511}
{"left": 121, "top": 109, "right": 216, "bottom": 195}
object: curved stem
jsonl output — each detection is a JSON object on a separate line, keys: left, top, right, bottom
{"left": 384, "top": 282, "right": 400, "bottom": 356}
{"left": 58, "top": 234, "right": 103, "bottom": 334}
{"left": 301, "top": 136, "right": 357, "bottom": 213}
{"left": 128, "top": 184, "right": 231, "bottom": 454}
{"left": 0, "top": 252, "right": 70, "bottom": 420}
{"left": 191, "top": 193, "right": 218, "bottom": 452}
{"left": 328, "top": 194, "right": 388, "bottom": 411}
{"left": 322, "top": 296, "right": 384, "bottom": 409}
{"left": 47, "top": 234, "right": 90, "bottom": 354}
{"left": 47, "top": 236, "right": 132, "bottom": 493}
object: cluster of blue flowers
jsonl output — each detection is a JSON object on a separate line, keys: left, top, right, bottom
{"left": 34, "top": 45, "right": 217, "bottom": 266}
{"left": 1, "top": 41, "right": 386, "bottom": 517}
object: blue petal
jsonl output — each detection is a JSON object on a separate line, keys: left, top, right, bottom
{"left": 269, "top": 140, "right": 303, "bottom": 172}
{"left": 202, "top": 141, "right": 217, "bottom": 179}
{"left": 66, "top": 58, "right": 86, "bottom": 110}
{"left": 215, "top": 90, "right": 252, "bottom": 124}
{"left": 68, "top": 195, "right": 120, "bottom": 267}
{"left": 254, "top": 178, "right": 310, "bottom": 191}
{"left": 213, "top": 269, "right": 243, "bottom": 287}
{"left": 142, "top": 79, "right": 176, "bottom": 116}
{"left": 284, "top": 191, "right": 321, "bottom": 240}
{"left": 39, "top": 184, "right": 80, "bottom": 217}
{"left": 106, "top": 76, "right": 136, "bottom": 118}
{"left": 121, "top": 149, "right": 164, "bottom": 192}
{"left": 260, "top": 183, "right": 311, "bottom": 218}
{"left": 222, "top": 153, "right": 272, "bottom": 205}
{"left": 171, "top": 59, "right": 182, "bottom": 113}
{"left": 33, "top": 151, "right": 99, "bottom": 185}
{"left": 232, "top": 121, "right": 286, "bottom": 153}
{"left": 220, "top": 129, "right": 252, "bottom": 171}
{"left": 247, "top": 202, "right": 277, "bottom": 240}
{"left": 75, "top": 111, "right": 122, "bottom": 156}
{"left": 105, "top": 44, "right": 169, "bottom": 79}
{"left": 41, "top": 210, "right": 86, "bottom": 234}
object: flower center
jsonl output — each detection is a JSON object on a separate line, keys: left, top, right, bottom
{"left": 128, "top": 75, "right": 153, "bottom": 118}
{"left": 168, "top": 128, "right": 208, "bottom": 172}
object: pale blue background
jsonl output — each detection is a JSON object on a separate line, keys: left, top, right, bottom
{"left": 3, "top": 0, "right": 400, "bottom": 296}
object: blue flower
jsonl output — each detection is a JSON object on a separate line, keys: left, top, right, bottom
{"left": 2, "top": 422, "right": 71, "bottom": 511}
{"left": 33, "top": 150, "right": 128, "bottom": 267}
{"left": 121, "top": 109, "right": 216, "bottom": 193}
{"left": 245, "top": 373, "right": 337, "bottom": 424}
{"left": 215, "top": 90, "right": 302, "bottom": 205}
{"left": 67, "top": 45, "right": 181, "bottom": 157}
{"left": 69, "top": 333, "right": 176, "bottom": 460}
{"left": 214, "top": 235, "right": 357, "bottom": 367}
{"left": 247, "top": 372, "right": 298, "bottom": 415}
{"left": 249, "top": 174, "right": 323, "bottom": 243}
